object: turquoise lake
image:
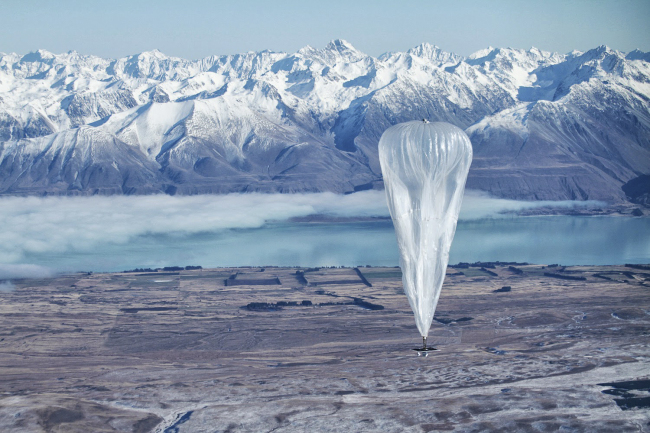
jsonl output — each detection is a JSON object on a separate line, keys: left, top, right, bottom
{"left": 19, "top": 216, "right": 650, "bottom": 273}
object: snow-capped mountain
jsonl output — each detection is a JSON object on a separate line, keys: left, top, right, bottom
{"left": 1, "top": 40, "right": 649, "bottom": 202}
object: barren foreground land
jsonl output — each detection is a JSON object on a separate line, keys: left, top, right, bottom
{"left": 0, "top": 264, "right": 649, "bottom": 432}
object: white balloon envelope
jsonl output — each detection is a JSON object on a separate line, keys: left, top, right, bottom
{"left": 378, "top": 121, "right": 473, "bottom": 344}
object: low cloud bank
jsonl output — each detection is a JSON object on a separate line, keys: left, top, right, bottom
{"left": 0, "top": 191, "right": 603, "bottom": 266}
{"left": 0, "top": 281, "right": 15, "bottom": 292}
{"left": 0, "top": 264, "right": 55, "bottom": 281}
{"left": 0, "top": 192, "right": 388, "bottom": 265}
{"left": 459, "top": 190, "right": 604, "bottom": 220}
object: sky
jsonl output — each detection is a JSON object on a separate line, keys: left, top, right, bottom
{"left": 2, "top": 0, "right": 649, "bottom": 59}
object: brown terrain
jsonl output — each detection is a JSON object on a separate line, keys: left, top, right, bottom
{"left": 0, "top": 264, "right": 649, "bottom": 432}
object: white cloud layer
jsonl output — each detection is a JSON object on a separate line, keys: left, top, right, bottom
{"left": 0, "top": 264, "right": 55, "bottom": 280}
{"left": 0, "top": 280, "right": 15, "bottom": 292}
{"left": 0, "top": 191, "right": 603, "bottom": 277}
{"left": 459, "top": 191, "right": 604, "bottom": 220}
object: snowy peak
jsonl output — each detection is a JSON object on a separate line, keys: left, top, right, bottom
{"left": 533, "top": 44, "right": 644, "bottom": 101}
{"left": 325, "top": 39, "right": 358, "bottom": 54}
{"left": 578, "top": 45, "right": 623, "bottom": 63}
{"left": 321, "top": 39, "right": 367, "bottom": 63}
{"left": 20, "top": 49, "right": 55, "bottom": 63}
{"left": 113, "top": 49, "right": 195, "bottom": 81}
{"left": 407, "top": 43, "right": 462, "bottom": 66}
{"left": 140, "top": 48, "right": 167, "bottom": 58}
{"left": 468, "top": 46, "right": 496, "bottom": 61}
{"left": 466, "top": 46, "right": 562, "bottom": 68}
{"left": 567, "top": 45, "right": 632, "bottom": 77}
{"left": 626, "top": 49, "right": 650, "bottom": 62}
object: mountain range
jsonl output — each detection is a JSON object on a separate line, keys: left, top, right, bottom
{"left": 1, "top": 40, "right": 649, "bottom": 204}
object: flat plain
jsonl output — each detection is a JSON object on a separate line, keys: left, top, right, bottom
{"left": 0, "top": 264, "right": 649, "bottom": 432}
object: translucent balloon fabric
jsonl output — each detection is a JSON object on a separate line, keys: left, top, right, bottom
{"left": 378, "top": 121, "right": 473, "bottom": 337}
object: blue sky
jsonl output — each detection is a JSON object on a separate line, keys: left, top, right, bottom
{"left": 2, "top": 0, "right": 649, "bottom": 59}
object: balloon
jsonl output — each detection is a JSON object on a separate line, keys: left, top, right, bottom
{"left": 378, "top": 120, "right": 473, "bottom": 341}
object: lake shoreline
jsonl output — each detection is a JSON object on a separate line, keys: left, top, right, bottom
{"left": 2, "top": 193, "right": 648, "bottom": 279}
{"left": 4, "top": 214, "right": 650, "bottom": 277}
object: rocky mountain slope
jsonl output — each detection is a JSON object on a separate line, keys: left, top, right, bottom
{"left": 1, "top": 40, "right": 649, "bottom": 202}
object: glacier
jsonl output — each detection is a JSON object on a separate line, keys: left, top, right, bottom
{"left": 0, "top": 40, "right": 649, "bottom": 202}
